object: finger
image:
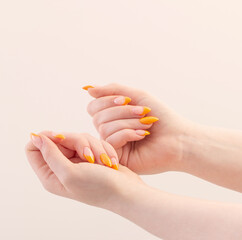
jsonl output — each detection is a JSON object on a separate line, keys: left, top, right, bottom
{"left": 87, "top": 136, "right": 113, "bottom": 168}
{"left": 25, "top": 140, "right": 51, "bottom": 180}
{"left": 38, "top": 131, "right": 96, "bottom": 164}
{"left": 92, "top": 105, "right": 152, "bottom": 128}
{"left": 25, "top": 139, "right": 66, "bottom": 195}
{"left": 30, "top": 133, "right": 73, "bottom": 182}
{"left": 50, "top": 132, "right": 113, "bottom": 168}
{"left": 87, "top": 95, "right": 132, "bottom": 116}
{"left": 105, "top": 129, "right": 150, "bottom": 149}
{"left": 98, "top": 118, "right": 154, "bottom": 140}
{"left": 85, "top": 83, "right": 147, "bottom": 102}
{"left": 101, "top": 140, "right": 119, "bottom": 170}
{"left": 34, "top": 131, "right": 75, "bottom": 158}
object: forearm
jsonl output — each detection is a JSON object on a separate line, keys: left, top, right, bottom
{"left": 108, "top": 184, "right": 242, "bottom": 240}
{"left": 179, "top": 123, "right": 242, "bottom": 192}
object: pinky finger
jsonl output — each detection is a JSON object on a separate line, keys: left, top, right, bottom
{"left": 105, "top": 129, "right": 150, "bottom": 149}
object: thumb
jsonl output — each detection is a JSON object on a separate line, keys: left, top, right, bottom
{"left": 31, "top": 133, "right": 73, "bottom": 180}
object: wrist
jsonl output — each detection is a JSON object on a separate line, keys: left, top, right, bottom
{"left": 104, "top": 180, "right": 150, "bottom": 215}
{"left": 176, "top": 122, "right": 205, "bottom": 173}
{"left": 172, "top": 121, "right": 203, "bottom": 172}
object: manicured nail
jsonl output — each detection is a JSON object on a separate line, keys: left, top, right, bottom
{"left": 114, "top": 96, "right": 131, "bottom": 105}
{"left": 100, "top": 153, "right": 112, "bottom": 167}
{"left": 82, "top": 85, "right": 94, "bottom": 90}
{"left": 135, "top": 130, "right": 150, "bottom": 136}
{"left": 30, "top": 133, "right": 43, "bottom": 149}
{"left": 53, "top": 133, "right": 65, "bottom": 140}
{"left": 139, "top": 116, "right": 159, "bottom": 124}
{"left": 83, "top": 147, "right": 95, "bottom": 163}
{"left": 132, "top": 106, "right": 151, "bottom": 115}
{"left": 111, "top": 157, "right": 119, "bottom": 170}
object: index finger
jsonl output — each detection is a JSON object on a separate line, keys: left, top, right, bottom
{"left": 84, "top": 83, "right": 146, "bottom": 102}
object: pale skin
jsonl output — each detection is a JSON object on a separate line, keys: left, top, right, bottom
{"left": 86, "top": 83, "right": 242, "bottom": 192}
{"left": 25, "top": 83, "right": 242, "bottom": 239}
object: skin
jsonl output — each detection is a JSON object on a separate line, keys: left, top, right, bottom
{"left": 86, "top": 83, "right": 242, "bottom": 192}
{"left": 87, "top": 83, "right": 187, "bottom": 174}
{"left": 25, "top": 83, "right": 242, "bottom": 239}
{"left": 25, "top": 131, "right": 142, "bottom": 206}
{"left": 25, "top": 131, "right": 242, "bottom": 240}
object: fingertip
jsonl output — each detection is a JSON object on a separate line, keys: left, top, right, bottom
{"left": 52, "top": 132, "right": 66, "bottom": 140}
{"left": 100, "top": 153, "right": 112, "bottom": 167}
{"left": 83, "top": 146, "right": 95, "bottom": 164}
{"left": 39, "top": 134, "right": 57, "bottom": 148}
{"left": 30, "top": 132, "right": 43, "bottom": 149}
{"left": 135, "top": 130, "right": 150, "bottom": 136}
{"left": 82, "top": 85, "right": 101, "bottom": 98}
{"left": 113, "top": 96, "right": 131, "bottom": 105}
{"left": 82, "top": 85, "right": 95, "bottom": 91}
{"left": 111, "top": 157, "right": 119, "bottom": 170}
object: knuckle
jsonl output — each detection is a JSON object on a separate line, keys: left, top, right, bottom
{"left": 92, "top": 112, "right": 102, "bottom": 127}
{"left": 122, "top": 129, "right": 133, "bottom": 140}
{"left": 105, "top": 137, "right": 112, "bottom": 145}
{"left": 87, "top": 101, "right": 94, "bottom": 116}
{"left": 98, "top": 123, "right": 108, "bottom": 139}
{"left": 92, "top": 115, "right": 98, "bottom": 128}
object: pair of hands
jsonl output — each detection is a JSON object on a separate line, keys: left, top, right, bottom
{"left": 25, "top": 83, "right": 191, "bottom": 208}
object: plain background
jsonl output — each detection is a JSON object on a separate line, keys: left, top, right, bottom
{"left": 0, "top": 0, "right": 242, "bottom": 239}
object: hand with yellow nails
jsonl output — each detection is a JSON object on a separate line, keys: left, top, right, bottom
{"left": 25, "top": 131, "right": 143, "bottom": 207}
{"left": 84, "top": 83, "right": 190, "bottom": 174}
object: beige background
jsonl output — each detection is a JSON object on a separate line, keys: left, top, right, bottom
{"left": 0, "top": 0, "right": 242, "bottom": 239}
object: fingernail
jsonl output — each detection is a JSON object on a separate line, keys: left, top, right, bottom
{"left": 100, "top": 153, "right": 112, "bottom": 167}
{"left": 135, "top": 130, "right": 150, "bottom": 136}
{"left": 111, "top": 157, "right": 119, "bottom": 170}
{"left": 52, "top": 133, "right": 65, "bottom": 140}
{"left": 83, "top": 147, "right": 95, "bottom": 163}
{"left": 132, "top": 106, "right": 151, "bottom": 115}
{"left": 114, "top": 96, "right": 131, "bottom": 105}
{"left": 82, "top": 85, "right": 94, "bottom": 91}
{"left": 139, "top": 116, "right": 159, "bottom": 124}
{"left": 30, "top": 133, "right": 43, "bottom": 149}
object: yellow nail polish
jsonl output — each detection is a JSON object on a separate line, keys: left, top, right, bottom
{"left": 112, "top": 164, "right": 119, "bottom": 170}
{"left": 30, "top": 132, "right": 39, "bottom": 137}
{"left": 84, "top": 155, "right": 95, "bottom": 164}
{"left": 143, "top": 130, "right": 150, "bottom": 136}
{"left": 111, "top": 157, "right": 119, "bottom": 170}
{"left": 54, "top": 134, "right": 65, "bottom": 140}
{"left": 30, "top": 132, "right": 40, "bottom": 138}
{"left": 141, "top": 107, "right": 151, "bottom": 115}
{"left": 139, "top": 116, "right": 159, "bottom": 124}
{"left": 82, "top": 85, "right": 94, "bottom": 90}
{"left": 136, "top": 130, "right": 151, "bottom": 136}
{"left": 100, "top": 153, "right": 112, "bottom": 167}
{"left": 123, "top": 97, "right": 131, "bottom": 105}
{"left": 83, "top": 147, "right": 95, "bottom": 163}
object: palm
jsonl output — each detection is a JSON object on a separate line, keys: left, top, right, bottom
{"left": 29, "top": 146, "right": 83, "bottom": 195}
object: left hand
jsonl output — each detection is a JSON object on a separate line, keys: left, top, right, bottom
{"left": 25, "top": 131, "right": 144, "bottom": 208}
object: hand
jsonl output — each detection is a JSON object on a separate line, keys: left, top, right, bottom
{"left": 25, "top": 131, "right": 144, "bottom": 208}
{"left": 85, "top": 83, "right": 193, "bottom": 174}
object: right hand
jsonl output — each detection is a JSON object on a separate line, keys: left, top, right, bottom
{"left": 85, "top": 83, "right": 193, "bottom": 174}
